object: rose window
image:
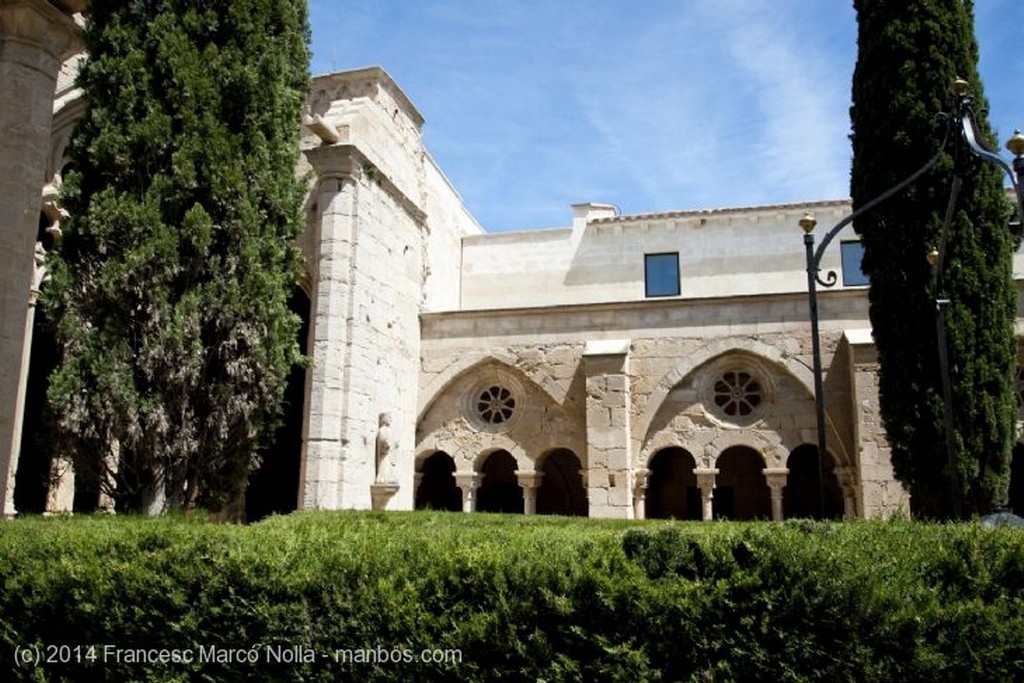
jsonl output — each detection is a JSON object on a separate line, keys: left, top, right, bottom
{"left": 713, "top": 371, "right": 763, "bottom": 417}
{"left": 476, "top": 385, "right": 516, "bottom": 425}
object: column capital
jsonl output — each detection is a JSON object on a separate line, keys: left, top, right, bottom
{"left": 631, "top": 468, "right": 651, "bottom": 491}
{"left": 763, "top": 468, "right": 789, "bottom": 490}
{"left": 514, "top": 470, "right": 544, "bottom": 490}
{"left": 453, "top": 471, "right": 484, "bottom": 491}
{"left": 1, "top": 1, "right": 83, "bottom": 64}
{"left": 694, "top": 468, "right": 719, "bottom": 488}
{"left": 454, "top": 471, "right": 483, "bottom": 513}
{"left": 304, "top": 143, "right": 366, "bottom": 183}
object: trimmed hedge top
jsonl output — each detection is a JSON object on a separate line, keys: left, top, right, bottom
{"left": 2, "top": 512, "right": 1023, "bottom": 681}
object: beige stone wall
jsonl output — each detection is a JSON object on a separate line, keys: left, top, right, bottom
{"left": 461, "top": 200, "right": 858, "bottom": 310}
{"left": 421, "top": 153, "right": 482, "bottom": 313}
{"left": 418, "top": 290, "right": 882, "bottom": 518}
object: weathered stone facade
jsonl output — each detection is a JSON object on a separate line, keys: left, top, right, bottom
{"left": 5, "top": 34, "right": 1024, "bottom": 518}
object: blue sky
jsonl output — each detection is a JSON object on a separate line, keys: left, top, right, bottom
{"left": 308, "top": 1, "right": 1024, "bottom": 233}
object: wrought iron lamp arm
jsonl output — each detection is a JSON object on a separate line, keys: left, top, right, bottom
{"left": 959, "top": 108, "right": 1024, "bottom": 229}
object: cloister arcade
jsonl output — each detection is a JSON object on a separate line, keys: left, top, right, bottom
{"left": 412, "top": 351, "right": 852, "bottom": 521}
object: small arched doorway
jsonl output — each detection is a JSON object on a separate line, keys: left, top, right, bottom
{"left": 476, "top": 450, "right": 523, "bottom": 513}
{"left": 645, "top": 447, "right": 700, "bottom": 520}
{"left": 784, "top": 444, "right": 844, "bottom": 519}
{"left": 714, "top": 446, "right": 770, "bottom": 520}
{"left": 536, "top": 448, "right": 586, "bottom": 516}
{"left": 414, "top": 451, "right": 461, "bottom": 511}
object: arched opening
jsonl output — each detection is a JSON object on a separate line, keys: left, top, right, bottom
{"left": 784, "top": 444, "right": 844, "bottom": 519}
{"left": 536, "top": 448, "right": 586, "bottom": 516}
{"left": 245, "top": 288, "right": 310, "bottom": 522}
{"left": 714, "top": 446, "right": 770, "bottom": 520}
{"left": 414, "top": 451, "right": 461, "bottom": 511}
{"left": 645, "top": 447, "right": 700, "bottom": 520}
{"left": 1010, "top": 444, "right": 1024, "bottom": 515}
{"left": 476, "top": 450, "right": 523, "bottom": 514}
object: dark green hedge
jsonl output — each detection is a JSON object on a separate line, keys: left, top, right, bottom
{"left": 1, "top": 512, "right": 1022, "bottom": 681}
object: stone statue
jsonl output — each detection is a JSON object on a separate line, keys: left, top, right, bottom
{"left": 375, "top": 413, "right": 396, "bottom": 484}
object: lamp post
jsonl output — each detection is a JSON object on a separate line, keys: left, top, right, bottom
{"left": 801, "top": 78, "right": 1024, "bottom": 520}
{"left": 800, "top": 214, "right": 828, "bottom": 519}
{"left": 928, "top": 249, "right": 960, "bottom": 519}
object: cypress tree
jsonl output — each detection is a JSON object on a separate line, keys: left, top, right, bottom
{"left": 44, "top": 0, "right": 311, "bottom": 514}
{"left": 850, "top": 0, "right": 1016, "bottom": 518}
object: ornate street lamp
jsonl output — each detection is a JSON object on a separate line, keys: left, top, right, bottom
{"left": 801, "top": 79, "right": 1023, "bottom": 519}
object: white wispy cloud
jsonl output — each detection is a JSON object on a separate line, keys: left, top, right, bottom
{"left": 570, "top": 0, "right": 854, "bottom": 214}
{"left": 308, "top": 0, "right": 1021, "bottom": 232}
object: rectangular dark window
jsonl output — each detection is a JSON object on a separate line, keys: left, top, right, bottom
{"left": 840, "top": 241, "right": 869, "bottom": 287}
{"left": 645, "top": 252, "right": 680, "bottom": 297}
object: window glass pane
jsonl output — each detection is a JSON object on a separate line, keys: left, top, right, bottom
{"left": 840, "top": 242, "right": 869, "bottom": 286}
{"left": 645, "top": 252, "right": 680, "bottom": 297}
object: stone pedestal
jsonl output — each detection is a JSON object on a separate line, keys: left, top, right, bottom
{"left": 0, "top": 1, "right": 81, "bottom": 517}
{"left": 370, "top": 482, "right": 399, "bottom": 511}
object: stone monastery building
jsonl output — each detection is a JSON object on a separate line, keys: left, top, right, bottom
{"left": 3, "top": 2, "right": 1024, "bottom": 521}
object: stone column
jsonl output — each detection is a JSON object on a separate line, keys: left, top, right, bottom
{"left": 298, "top": 147, "right": 361, "bottom": 510}
{"left": 0, "top": 1, "right": 81, "bottom": 516}
{"left": 764, "top": 468, "right": 789, "bottom": 521}
{"left": 632, "top": 468, "right": 650, "bottom": 520}
{"left": 694, "top": 468, "right": 718, "bottom": 522}
{"left": 454, "top": 471, "right": 483, "bottom": 513}
{"left": 582, "top": 339, "right": 632, "bottom": 518}
{"left": 515, "top": 470, "right": 543, "bottom": 515}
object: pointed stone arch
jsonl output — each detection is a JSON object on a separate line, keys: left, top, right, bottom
{"left": 636, "top": 337, "right": 815, "bottom": 445}
{"left": 636, "top": 337, "right": 854, "bottom": 471}
{"left": 418, "top": 352, "right": 565, "bottom": 423}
